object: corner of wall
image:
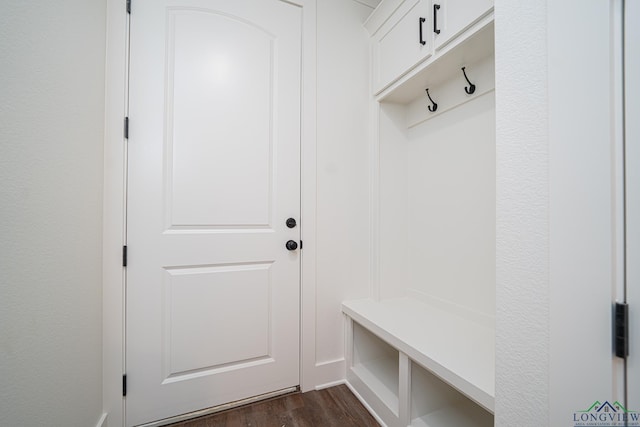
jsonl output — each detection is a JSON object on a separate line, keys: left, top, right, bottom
{"left": 494, "top": 0, "right": 550, "bottom": 425}
{"left": 305, "top": 0, "right": 375, "bottom": 390}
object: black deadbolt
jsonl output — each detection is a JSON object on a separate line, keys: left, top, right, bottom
{"left": 286, "top": 240, "right": 298, "bottom": 251}
{"left": 286, "top": 218, "right": 297, "bottom": 228}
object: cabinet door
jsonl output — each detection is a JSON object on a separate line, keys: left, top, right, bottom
{"left": 432, "top": 0, "right": 493, "bottom": 51}
{"left": 373, "top": 0, "right": 431, "bottom": 93}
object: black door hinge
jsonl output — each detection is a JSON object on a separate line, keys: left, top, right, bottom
{"left": 126, "top": 0, "right": 131, "bottom": 14}
{"left": 614, "top": 302, "right": 629, "bottom": 358}
{"left": 300, "top": 240, "right": 303, "bottom": 249}
{"left": 123, "top": 245, "right": 128, "bottom": 267}
{"left": 124, "top": 117, "right": 129, "bottom": 139}
{"left": 123, "top": 374, "right": 127, "bottom": 397}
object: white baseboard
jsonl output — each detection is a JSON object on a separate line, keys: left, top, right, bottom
{"left": 96, "top": 413, "right": 108, "bottom": 427}
{"left": 314, "top": 379, "right": 346, "bottom": 391}
{"left": 313, "top": 358, "right": 346, "bottom": 387}
{"left": 344, "top": 381, "right": 388, "bottom": 427}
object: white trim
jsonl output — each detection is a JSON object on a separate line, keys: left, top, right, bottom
{"left": 136, "top": 387, "right": 298, "bottom": 427}
{"left": 103, "top": 1, "right": 128, "bottom": 426}
{"left": 279, "top": 0, "right": 303, "bottom": 7}
{"left": 314, "top": 379, "right": 346, "bottom": 391}
{"left": 300, "top": 0, "right": 318, "bottom": 393}
{"left": 624, "top": 0, "right": 640, "bottom": 410}
{"left": 95, "top": 413, "right": 108, "bottom": 427}
{"left": 612, "top": 0, "right": 626, "bottom": 399}
{"left": 308, "top": 358, "right": 347, "bottom": 390}
{"left": 363, "top": 0, "right": 403, "bottom": 35}
{"left": 369, "top": 95, "right": 380, "bottom": 301}
{"left": 103, "top": 1, "right": 319, "bottom": 424}
{"left": 350, "top": 0, "right": 380, "bottom": 10}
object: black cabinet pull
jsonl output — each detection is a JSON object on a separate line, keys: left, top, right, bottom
{"left": 419, "top": 17, "right": 426, "bottom": 45}
{"left": 433, "top": 4, "right": 441, "bottom": 34}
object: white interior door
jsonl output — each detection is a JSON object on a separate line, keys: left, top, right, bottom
{"left": 626, "top": 0, "right": 640, "bottom": 412}
{"left": 125, "top": 1, "right": 302, "bottom": 425}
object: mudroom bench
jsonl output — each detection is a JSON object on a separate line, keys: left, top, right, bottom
{"left": 342, "top": 298, "right": 494, "bottom": 427}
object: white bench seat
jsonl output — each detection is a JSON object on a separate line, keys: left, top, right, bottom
{"left": 342, "top": 297, "right": 495, "bottom": 414}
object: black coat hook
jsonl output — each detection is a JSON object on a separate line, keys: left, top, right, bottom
{"left": 461, "top": 66, "right": 476, "bottom": 94}
{"left": 425, "top": 88, "right": 438, "bottom": 112}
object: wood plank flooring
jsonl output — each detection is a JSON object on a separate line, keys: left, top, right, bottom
{"left": 166, "top": 384, "right": 380, "bottom": 427}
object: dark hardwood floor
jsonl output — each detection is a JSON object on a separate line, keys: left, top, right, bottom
{"left": 166, "top": 384, "right": 380, "bottom": 427}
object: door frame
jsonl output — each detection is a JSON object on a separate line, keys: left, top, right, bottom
{"left": 102, "top": 1, "right": 318, "bottom": 425}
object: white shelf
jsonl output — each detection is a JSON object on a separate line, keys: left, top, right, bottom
{"left": 343, "top": 297, "right": 495, "bottom": 413}
{"left": 351, "top": 322, "right": 400, "bottom": 415}
{"left": 411, "top": 400, "right": 494, "bottom": 427}
{"left": 376, "top": 16, "right": 494, "bottom": 104}
{"left": 352, "top": 359, "right": 400, "bottom": 413}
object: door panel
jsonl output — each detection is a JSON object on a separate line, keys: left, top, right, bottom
{"left": 163, "top": 263, "right": 272, "bottom": 377}
{"left": 126, "top": 1, "right": 302, "bottom": 425}
{"left": 167, "top": 10, "right": 274, "bottom": 227}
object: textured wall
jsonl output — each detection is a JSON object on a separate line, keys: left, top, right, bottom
{"left": 0, "top": 1, "right": 106, "bottom": 426}
{"left": 494, "top": 0, "right": 550, "bottom": 425}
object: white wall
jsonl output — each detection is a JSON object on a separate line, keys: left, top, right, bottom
{"left": 0, "top": 1, "right": 106, "bottom": 426}
{"left": 407, "top": 92, "right": 496, "bottom": 319}
{"left": 494, "top": 0, "right": 550, "bottom": 424}
{"left": 314, "top": 0, "right": 373, "bottom": 379}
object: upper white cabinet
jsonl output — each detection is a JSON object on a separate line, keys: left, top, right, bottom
{"left": 432, "top": 0, "right": 493, "bottom": 51}
{"left": 366, "top": 0, "right": 493, "bottom": 95}
{"left": 368, "top": 0, "right": 432, "bottom": 94}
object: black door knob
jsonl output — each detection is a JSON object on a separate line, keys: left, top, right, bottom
{"left": 286, "top": 240, "right": 298, "bottom": 251}
{"left": 286, "top": 218, "right": 297, "bottom": 228}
